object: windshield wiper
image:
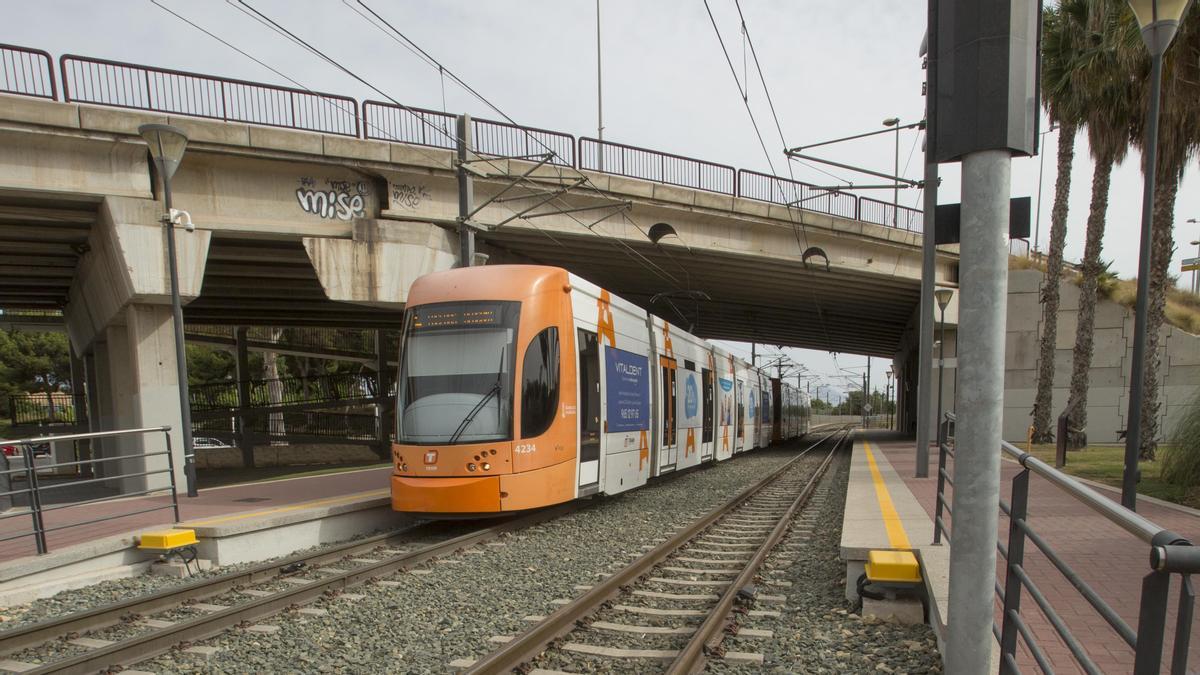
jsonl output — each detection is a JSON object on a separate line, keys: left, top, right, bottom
{"left": 447, "top": 347, "right": 505, "bottom": 445}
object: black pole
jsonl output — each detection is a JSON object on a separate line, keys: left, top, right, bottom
{"left": 162, "top": 172, "right": 198, "bottom": 498}
{"left": 936, "top": 304, "right": 947, "bottom": 440}
{"left": 1123, "top": 50, "right": 1164, "bottom": 511}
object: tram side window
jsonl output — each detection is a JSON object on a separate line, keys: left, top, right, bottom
{"left": 702, "top": 368, "right": 714, "bottom": 443}
{"left": 521, "top": 327, "right": 560, "bottom": 438}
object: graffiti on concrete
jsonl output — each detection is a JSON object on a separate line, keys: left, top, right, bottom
{"left": 390, "top": 182, "right": 430, "bottom": 210}
{"left": 296, "top": 177, "right": 368, "bottom": 221}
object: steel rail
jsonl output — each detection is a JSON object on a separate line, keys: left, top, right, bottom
{"left": 0, "top": 524, "right": 422, "bottom": 656}
{"left": 667, "top": 428, "right": 847, "bottom": 674}
{"left": 9, "top": 504, "right": 580, "bottom": 674}
{"left": 463, "top": 427, "right": 849, "bottom": 675}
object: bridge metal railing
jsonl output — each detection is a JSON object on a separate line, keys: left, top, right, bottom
{"left": 362, "top": 99, "right": 457, "bottom": 149}
{"left": 59, "top": 54, "right": 359, "bottom": 137}
{"left": 858, "top": 195, "right": 923, "bottom": 232}
{"left": 0, "top": 41, "right": 1028, "bottom": 243}
{"left": 0, "top": 44, "right": 56, "bottom": 100}
{"left": 579, "top": 137, "right": 736, "bottom": 195}
{"left": 737, "top": 169, "right": 860, "bottom": 220}
{"left": 935, "top": 412, "right": 1199, "bottom": 674}
{"left": 475, "top": 117, "right": 575, "bottom": 167}
{"left": 0, "top": 426, "right": 180, "bottom": 556}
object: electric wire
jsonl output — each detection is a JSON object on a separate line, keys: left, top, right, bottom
{"left": 225, "top": 0, "right": 685, "bottom": 290}
{"left": 707, "top": 0, "right": 837, "bottom": 354}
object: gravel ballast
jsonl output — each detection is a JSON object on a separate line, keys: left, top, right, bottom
{"left": 136, "top": 448, "right": 803, "bottom": 673}
{"left": 706, "top": 452, "right": 943, "bottom": 674}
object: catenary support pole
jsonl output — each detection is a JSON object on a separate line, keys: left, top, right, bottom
{"left": 235, "top": 327, "right": 253, "bottom": 469}
{"left": 915, "top": 0, "right": 939, "bottom": 477}
{"left": 457, "top": 113, "right": 475, "bottom": 267}
{"left": 945, "top": 148, "right": 1010, "bottom": 674}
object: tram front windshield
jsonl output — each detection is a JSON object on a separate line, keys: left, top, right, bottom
{"left": 397, "top": 301, "right": 520, "bottom": 445}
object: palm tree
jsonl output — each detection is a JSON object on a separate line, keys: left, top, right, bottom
{"left": 1123, "top": 3, "right": 1200, "bottom": 459}
{"left": 1031, "top": 0, "right": 1087, "bottom": 443}
{"left": 1062, "top": 0, "right": 1136, "bottom": 448}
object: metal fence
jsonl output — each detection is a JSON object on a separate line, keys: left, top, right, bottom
{"left": 935, "top": 412, "right": 1199, "bottom": 674}
{"left": 190, "top": 372, "right": 383, "bottom": 414}
{"left": 0, "top": 42, "right": 1030, "bottom": 241}
{"left": 737, "top": 169, "right": 860, "bottom": 220}
{"left": 476, "top": 118, "right": 574, "bottom": 167}
{"left": 580, "top": 137, "right": 736, "bottom": 195}
{"left": 0, "top": 427, "right": 180, "bottom": 555}
{"left": 60, "top": 55, "right": 359, "bottom": 137}
{"left": 362, "top": 100, "right": 456, "bottom": 149}
{"left": 0, "top": 44, "right": 55, "bottom": 99}
{"left": 859, "top": 196, "right": 923, "bottom": 232}
{"left": 8, "top": 392, "right": 78, "bottom": 426}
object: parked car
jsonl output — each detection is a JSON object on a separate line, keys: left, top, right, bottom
{"left": 1, "top": 442, "right": 50, "bottom": 457}
{"left": 192, "top": 437, "right": 232, "bottom": 450}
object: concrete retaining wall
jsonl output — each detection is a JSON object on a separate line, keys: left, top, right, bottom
{"left": 194, "top": 443, "right": 383, "bottom": 469}
{"left": 1003, "top": 268, "right": 1200, "bottom": 444}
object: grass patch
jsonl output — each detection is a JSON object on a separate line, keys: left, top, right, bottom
{"left": 196, "top": 461, "right": 390, "bottom": 490}
{"left": 1024, "top": 444, "right": 1199, "bottom": 509}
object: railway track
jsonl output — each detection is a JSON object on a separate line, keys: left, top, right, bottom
{"left": 0, "top": 505, "right": 579, "bottom": 674}
{"left": 458, "top": 426, "right": 852, "bottom": 674}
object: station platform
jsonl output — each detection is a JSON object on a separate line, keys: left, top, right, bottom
{"left": 845, "top": 430, "right": 1200, "bottom": 673}
{"left": 0, "top": 465, "right": 398, "bottom": 605}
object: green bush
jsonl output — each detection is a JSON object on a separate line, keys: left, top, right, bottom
{"left": 1162, "top": 390, "right": 1200, "bottom": 488}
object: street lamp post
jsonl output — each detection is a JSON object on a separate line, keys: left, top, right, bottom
{"left": 1190, "top": 236, "right": 1200, "bottom": 293}
{"left": 1033, "top": 124, "right": 1059, "bottom": 256}
{"left": 935, "top": 289, "right": 954, "bottom": 445}
{"left": 138, "top": 124, "right": 197, "bottom": 498}
{"left": 886, "top": 369, "right": 894, "bottom": 430}
{"left": 1122, "top": 0, "right": 1193, "bottom": 510}
{"left": 883, "top": 117, "right": 900, "bottom": 226}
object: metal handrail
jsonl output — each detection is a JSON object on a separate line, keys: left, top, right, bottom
{"left": 0, "top": 43, "right": 56, "bottom": 100}
{"left": 474, "top": 116, "right": 575, "bottom": 167}
{"left": 60, "top": 54, "right": 359, "bottom": 137}
{"left": 936, "top": 410, "right": 1199, "bottom": 674}
{"left": 1000, "top": 440, "right": 1169, "bottom": 545}
{"left": 0, "top": 426, "right": 180, "bottom": 556}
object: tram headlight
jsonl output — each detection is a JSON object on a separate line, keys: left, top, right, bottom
{"left": 482, "top": 462, "right": 491, "bottom": 471}
{"left": 467, "top": 463, "right": 477, "bottom": 472}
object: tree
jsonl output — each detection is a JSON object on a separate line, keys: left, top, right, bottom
{"left": 0, "top": 330, "right": 71, "bottom": 419}
{"left": 1063, "top": 0, "right": 1136, "bottom": 448}
{"left": 1031, "top": 0, "right": 1085, "bottom": 443}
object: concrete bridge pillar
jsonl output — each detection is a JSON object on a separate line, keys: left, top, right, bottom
{"left": 64, "top": 195, "right": 210, "bottom": 494}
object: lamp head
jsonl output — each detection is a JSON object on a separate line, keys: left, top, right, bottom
{"left": 935, "top": 288, "right": 954, "bottom": 311}
{"left": 882, "top": 117, "right": 900, "bottom": 127}
{"left": 1127, "top": 0, "right": 1193, "bottom": 54}
{"left": 138, "top": 124, "right": 189, "bottom": 181}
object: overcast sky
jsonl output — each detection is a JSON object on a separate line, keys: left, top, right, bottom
{"left": 7, "top": 0, "right": 1197, "bottom": 400}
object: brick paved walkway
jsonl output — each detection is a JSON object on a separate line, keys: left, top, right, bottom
{"left": 869, "top": 431, "right": 1199, "bottom": 673}
{"left": 0, "top": 466, "right": 392, "bottom": 563}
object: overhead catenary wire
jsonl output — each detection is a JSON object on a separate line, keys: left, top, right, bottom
{"left": 705, "top": 0, "right": 837, "bottom": 354}
{"left": 223, "top": 0, "right": 685, "bottom": 290}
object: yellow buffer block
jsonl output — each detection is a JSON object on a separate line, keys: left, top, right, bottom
{"left": 138, "top": 529, "right": 198, "bottom": 550}
{"left": 865, "top": 549, "right": 921, "bottom": 583}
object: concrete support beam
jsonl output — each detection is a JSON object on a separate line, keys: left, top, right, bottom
{"left": 64, "top": 196, "right": 211, "bottom": 352}
{"left": 0, "top": 127, "right": 148, "bottom": 199}
{"left": 303, "top": 219, "right": 457, "bottom": 308}
{"left": 93, "top": 305, "right": 187, "bottom": 492}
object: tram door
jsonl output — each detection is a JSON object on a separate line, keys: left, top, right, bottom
{"left": 735, "top": 380, "right": 745, "bottom": 452}
{"left": 659, "top": 357, "right": 678, "bottom": 470}
{"left": 577, "top": 329, "right": 601, "bottom": 489}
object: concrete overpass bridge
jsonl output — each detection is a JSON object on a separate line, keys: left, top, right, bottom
{"left": 0, "top": 43, "right": 979, "bottom": 486}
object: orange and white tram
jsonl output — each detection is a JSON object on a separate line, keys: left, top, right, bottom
{"left": 390, "top": 265, "right": 811, "bottom": 515}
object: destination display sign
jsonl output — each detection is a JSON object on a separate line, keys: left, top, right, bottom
{"left": 410, "top": 301, "right": 515, "bottom": 331}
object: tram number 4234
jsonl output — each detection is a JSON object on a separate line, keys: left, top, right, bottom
{"left": 514, "top": 443, "right": 537, "bottom": 455}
